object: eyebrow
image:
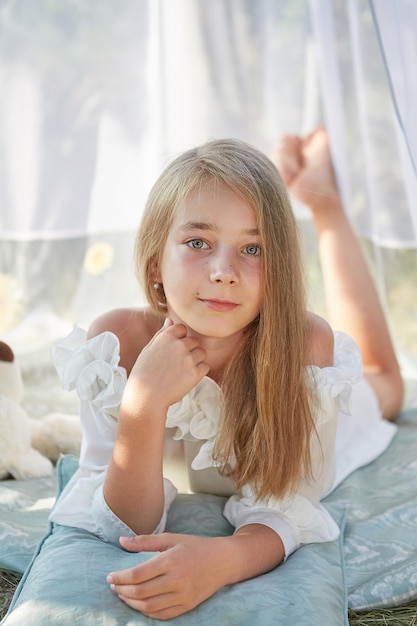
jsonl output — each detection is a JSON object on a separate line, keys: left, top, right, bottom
{"left": 178, "top": 221, "right": 260, "bottom": 236}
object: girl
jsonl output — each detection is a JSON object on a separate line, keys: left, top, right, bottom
{"left": 50, "top": 130, "right": 403, "bottom": 620}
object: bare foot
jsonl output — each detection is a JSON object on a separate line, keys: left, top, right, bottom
{"left": 272, "top": 128, "right": 340, "bottom": 212}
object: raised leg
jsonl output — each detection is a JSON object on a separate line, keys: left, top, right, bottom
{"left": 272, "top": 127, "right": 404, "bottom": 419}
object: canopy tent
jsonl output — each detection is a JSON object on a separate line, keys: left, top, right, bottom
{"left": 0, "top": 0, "right": 416, "bottom": 377}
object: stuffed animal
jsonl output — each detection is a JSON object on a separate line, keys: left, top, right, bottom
{"left": 0, "top": 340, "right": 81, "bottom": 480}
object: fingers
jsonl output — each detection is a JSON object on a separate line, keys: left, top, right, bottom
{"left": 106, "top": 540, "right": 185, "bottom": 619}
{"left": 108, "top": 533, "right": 181, "bottom": 588}
{"left": 148, "top": 319, "right": 205, "bottom": 357}
{"left": 108, "top": 568, "right": 182, "bottom": 619}
{"left": 148, "top": 317, "right": 174, "bottom": 342}
{"left": 131, "top": 319, "right": 209, "bottom": 408}
{"left": 119, "top": 533, "right": 173, "bottom": 554}
{"left": 106, "top": 540, "right": 166, "bottom": 591}
{"left": 107, "top": 569, "right": 192, "bottom": 620}
{"left": 107, "top": 553, "right": 163, "bottom": 588}
{"left": 116, "top": 590, "right": 183, "bottom": 620}
{"left": 162, "top": 317, "right": 172, "bottom": 329}
{"left": 106, "top": 533, "right": 218, "bottom": 620}
{"left": 158, "top": 320, "right": 209, "bottom": 370}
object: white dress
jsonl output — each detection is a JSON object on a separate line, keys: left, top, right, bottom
{"left": 49, "top": 327, "right": 397, "bottom": 559}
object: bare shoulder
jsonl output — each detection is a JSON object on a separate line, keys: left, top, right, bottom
{"left": 88, "top": 307, "right": 165, "bottom": 374}
{"left": 306, "top": 312, "right": 334, "bottom": 368}
{"left": 87, "top": 307, "right": 161, "bottom": 339}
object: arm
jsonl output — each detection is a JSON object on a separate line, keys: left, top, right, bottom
{"left": 102, "top": 319, "right": 209, "bottom": 535}
{"left": 106, "top": 524, "right": 284, "bottom": 620}
{"left": 94, "top": 313, "right": 208, "bottom": 533}
{"left": 105, "top": 389, "right": 340, "bottom": 622}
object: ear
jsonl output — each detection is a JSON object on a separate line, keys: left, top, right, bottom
{"left": 150, "top": 259, "right": 162, "bottom": 283}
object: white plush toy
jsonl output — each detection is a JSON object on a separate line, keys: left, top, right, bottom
{"left": 0, "top": 340, "right": 81, "bottom": 480}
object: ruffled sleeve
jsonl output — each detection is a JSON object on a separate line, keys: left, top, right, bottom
{"left": 166, "top": 376, "right": 223, "bottom": 470}
{"left": 307, "top": 330, "right": 363, "bottom": 423}
{"left": 49, "top": 327, "right": 177, "bottom": 544}
{"left": 51, "top": 325, "right": 127, "bottom": 419}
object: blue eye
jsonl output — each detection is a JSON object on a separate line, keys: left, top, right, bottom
{"left": 244, "top": 244, "right": 261, "bottom": 256}
{"left": 187, "top": 239, "right": 207, "bottom": 249}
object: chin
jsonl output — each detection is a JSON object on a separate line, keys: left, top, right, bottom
{"left": 194, "top": 322, "right": 246, "bottom": 339}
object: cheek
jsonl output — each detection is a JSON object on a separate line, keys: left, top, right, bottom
{"left": 163, "top": 247, "right": 203, "bottom": 278}
{"left": 160, "top": 248, "right": 198, "bottom": 284}
{"left": 245, "top": 261, "right": 262, "bottom": 288}
{"left": 251, "top": 267, "right": 264, "bottom": 307}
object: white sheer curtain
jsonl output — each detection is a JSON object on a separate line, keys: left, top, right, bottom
{"left": 0, "top": 0, "right": 416, "bottom": 373}
{"left": 308, "top": 0, "right": 417, "bottom": 377}
{"left": 310, "top": 0, "right": 416, "bottom": 246}
{"left": 370, "top": 0, "right": 417, "bottom": 241}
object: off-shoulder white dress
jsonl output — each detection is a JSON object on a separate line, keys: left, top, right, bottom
{"left": 49, "top": 327, "right": 397, "bottom": 559}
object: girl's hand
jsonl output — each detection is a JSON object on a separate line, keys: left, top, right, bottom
{"left": 122, "top": 319, "right": 209, "bottom": 418}
{"left": 106, "top": 533, "right": 229, "bottom": 620}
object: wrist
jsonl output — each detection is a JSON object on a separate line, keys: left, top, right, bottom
{"left": 218, "top": 525, "right": 285, "bottom": 585}
{"left": 120, "top": 379, "right": 169, "bottom": 424}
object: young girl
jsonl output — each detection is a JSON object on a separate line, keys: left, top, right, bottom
{"left": 50, "top": 129, "right": 403, "bottom": 620}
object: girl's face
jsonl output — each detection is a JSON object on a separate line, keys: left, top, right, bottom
{"left": 155, "top": 180, "right": 263, "bottom": 343}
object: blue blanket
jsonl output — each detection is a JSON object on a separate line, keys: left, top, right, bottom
{"left": 1, "top": 406, "right": 417, "bottom": 625}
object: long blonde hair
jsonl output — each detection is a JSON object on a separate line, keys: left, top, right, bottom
{"left": 135, "top": 138, "right": 315, "bottom": 500}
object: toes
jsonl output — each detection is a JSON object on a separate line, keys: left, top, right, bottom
{"left": 271, "top": 135, "right": 303, "bottom": 185}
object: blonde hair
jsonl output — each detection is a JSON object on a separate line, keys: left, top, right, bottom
{"left": 135, "top": 138, "right": 315, "bottom": 500}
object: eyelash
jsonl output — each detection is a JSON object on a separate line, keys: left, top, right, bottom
{"left": 186, "top": 239, "right": 261, "bottom": 256}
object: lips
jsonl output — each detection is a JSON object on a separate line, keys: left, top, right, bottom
{"left": 200, "top": 298, "right": 238, "bottom": 312}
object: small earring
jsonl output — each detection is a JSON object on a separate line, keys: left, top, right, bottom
{"left": 153, "top": 282, "right": 167, "bottom": 308}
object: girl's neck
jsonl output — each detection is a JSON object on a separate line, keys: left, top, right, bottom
{"left": 207, "top": 366, "right": 225, "bottom": 385}
{"left": 194, "top": 333, "right": 243, "bottom": 385}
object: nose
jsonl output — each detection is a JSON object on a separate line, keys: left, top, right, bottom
{"left": 209, "top": 249, "right": 238, "bottom": 284}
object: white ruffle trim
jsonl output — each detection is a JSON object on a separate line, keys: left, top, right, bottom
{"left": 51, "top": 328, "right": 362, "bottom": 469}
{"left": 51, "top": 326, "right": 127, "bottom": 418}
{"left": 307, "top": 331, "right": 363, "bottom": 424}
{"left": 167, "top": 331, "right": 362, "bottom": 469}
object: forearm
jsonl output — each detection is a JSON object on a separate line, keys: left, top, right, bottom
{"left": 217, "top": 524, "right": 285, "bottom": 586}
{"left": 103, "top": 395, "right": 167, "bottom": 535}
{"left": 102, "top": 320, "right": 211, "bottom": 533}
